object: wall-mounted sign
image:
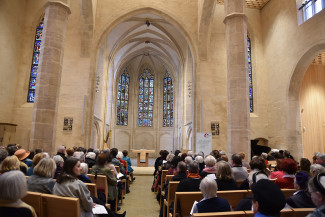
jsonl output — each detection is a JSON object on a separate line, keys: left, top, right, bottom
{"left": 211, "top": 122, "right": 219, "bottom": 135}
{"left": 63, "top": 117, "right": 73, "bottom": 132}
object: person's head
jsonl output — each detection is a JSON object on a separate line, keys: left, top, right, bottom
{"left": 177, "top": 161, "right": 187, "bottom": 173}
{"left": 34, "top": 158, "right": 56, "bottom": 178}
{"left": 116, "top": 151, "right": 124, "bottom": 159}
{"left": 200, "top": 177, "right": 217, "bottom": 199}
{"left": 171, "top": 156, "right": 183, "bottom": 167}
{"left": 316, "top": 153, "right": 325, "bottom": 165}
{"left": 97, "top": 153, "right": 107, "bottom": 166}
{"left": 260, "top": 152, "right": 268, "bottom": 160}
{"left": 184, "top": 156, "right": 193, "bottom": 165}
{"left": 295, "top": 171, "right": 310, "bottom": 190}
{"left": 220, "top": 155, "right": 228, "bottom": 162}
{"left": 110, "top": 148, "right": 118, "bottom": 158}
{"left": 187, "top": 151, "right": 193, "bottom": 157}
{"left": 32, "top": 153, "right": 46, "bottom": 167}
{"left": 188, "top": 161, "right": 199, "bottom": 174}
{"left": 0, "top": 155, "right": 20, "bottom": 173}
{"left": 300, "top": 158, "right": 311, "bottom": 172}
{"left": 308, "top": 173, "right": 325, "bottom": 207}
{"left": 281, "top": 158, "right": 297, "bottom": 175}
{"left": 122, "top": 150, "right": 129, "bottom": 157}
{"left": 86, "top": 152, "right": 96, "bottom": 160}
{"left": 28, "top": 150, "right": 34, "bottom": 160}
{"left": 249, "top": 157, "right": 266, "bottom": 172}
{"left": 204, "top": 155, "right": 216, "bottom": 167}
{"left": 231, "top": 153, "right": 242, "bottom": 166}
{"left": 66, "top": 148, "right": 75, "bottom": 157}
{"left": 34, "top": 148, "right": 43, "bottom": 154}
{"left": 210, "top": 150, "right": 220, "bottom": 159}
{"left": 57, "top": 158, "right": 80, "bottom": 184}
{"left": 73, "top": 151, "right": 85, "bottom": 163}
{"left": 80, "top": 162, "right": 88, "bottom": 175}
{"left": 53, "top": 155, "right": 64, "bottom": 168}
{"left": 161, "top": 150, "right": 169, "bottom": 160}
{"left": 174, "top": 150, "right": 181, "bottom": 157}
{"left": 87, "top": 148, "right": 94, "bottom": 153}
{"left": 197, "top": 151, "right": 204, "bottom": 158}
{"left": 7, "top": 145, "right": 18, "bottom": 156}
{"left": 310, "top": 164, "right": 325, "bottom": 177}
{"left": 77, "top": 147, "right": 86, "bottom": 153}
{"left": 57, "top": 145, "right": 66, "bottom": 154}
{"left": 14, "top": 149, "right": 30, "bottom": 161}
{"left": 195, "top": 155, "right": 204, "bottom": 164}
{"left": 283, "top": 150, "right": 291, "bottom": 158}
{"left": 0, "top": 170, "right": 27, "bottom": 201}
{"left": 166, "top": 153, "right": 175, "bottom": 163}
{"left": 0, "top": 149, "right": 8, "bottom": 164}
{"left": 216, "top": 161, "right": 234, "bottom": 181}
{"left": 252, "top": 179, "right": 286, "bottom": 216}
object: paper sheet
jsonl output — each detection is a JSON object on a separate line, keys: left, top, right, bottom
{"left": 206, "top": 173, "right": 216, "bottom": 179}
{"left": 117, "top": 172, "right": 124, "bottom": 179}
{"left": 92, "top": 204, "right": 108, "bottom": 214}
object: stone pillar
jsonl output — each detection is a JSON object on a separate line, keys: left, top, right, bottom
{"left": 224, "top": 0, "right": 250, "bottom": 157}
{"left": 30, "top": 1, "right": 71, "bottom": 155}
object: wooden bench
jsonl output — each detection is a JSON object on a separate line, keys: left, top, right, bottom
{"left": 160, "top": 170, "right": 168, "bottom": 205}
{"left": 193, "top": 211, "right": 246, "bottom": 217}
{"left": 162, "top": 175, "right": 174, "bottom": 197}
{"left": 291, "top": 208, "right": 314, "bottom": 217}
{"left": 85, "top": 183, "right": 98, "bottom": 198}
{"left": 163, "top": 181, "right": 180, "bottom": 217}
{"left": 22, "top": 191, "right": 42, "bottom": 217}
{"left": 41, "top": 194, "right": 80, "bottom": 217}
{"left": 245, "top": 209, "right": 294, "bottom": 217}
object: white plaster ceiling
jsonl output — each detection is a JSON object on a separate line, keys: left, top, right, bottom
{"left": 104, "top": 13, "right": 187, "bottom": 78}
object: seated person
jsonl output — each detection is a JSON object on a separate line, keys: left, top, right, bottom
{"left": 14, "top": 149, "right": 32, "bottom": 168}
{"left": 27, "top": 158, "right": 56, "bottom": 194}
{"left": 307, "top": 173, "right": 325, "bottom": 217}
{"left": 285, "top": 171, "right": 315, "bottom": 208}
{"left": 78, "top": 162, "right": 91, "bottom": 183}
{"left": 195, "top": 155, "right": 205, "bottom": 173}
{"left": 200, "top": 155, "right": 217, "bottom": 179}
{"left": 1, "top": 155, "right": 25, "bottom": 174}
{"left": 270, "top": 152, "right": 285, "bottom": 179}
{"left": 215, "top": 161, "right": 238, "bottom": 191}
{"left": 251, "top": 179, "right": 286, "bottom": 217}
{"left": 171, "top": 161, "right": 188, "bottom": 181}
{"left": 176, "top": 161, "right": 202, "bottom": 192}
{"left": 0, "top": 170, "right": 37, "bottom": 217}
{"left": 310, "top": 164, "right": 325, "bottom": 178}
{"left": 122, "top": 150, "right": 134, "bottom": 181}
{"left": 275, "top": 158, "right": 297, "bottom": 189}
{"left": 192, "top": 177, "right": 231, "bottom": 214}
{"left": 85, "top": 152, "right": 97, "bottom": 169}
{"left": 27, "top": 153, "right": 46, "bottom": 176}
{"left": 231, "top": 153, "right": 248, "bottom": 181}
{"left": 53, "top": 155, "right": 64, "bottom": 179}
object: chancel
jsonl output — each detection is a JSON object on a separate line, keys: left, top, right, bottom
{"left": 0, "top": 0, "right": 325, "bottom": 216}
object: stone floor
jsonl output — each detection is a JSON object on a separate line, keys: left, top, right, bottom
{"left": 117, "top": 173, "right": 159, "bottom": 217}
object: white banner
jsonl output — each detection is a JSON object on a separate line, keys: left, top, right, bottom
{"left": 196, "top": 133, "right": 212, "bottom": 156}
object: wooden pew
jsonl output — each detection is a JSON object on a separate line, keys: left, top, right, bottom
{"left": 236, "top": 180, "right": 245, "bottom": 188}
{"left": 160, "top": 170, "right": 168, "bottom": 205}
{"left": 22, "top": 191, "right": 42, "bottom": 217}
{"left": 41, "top": 194, "right": 80, "bottom": 217}
{"left": 291, "top": 208, "right": 314, "bottom": 217}
{"left": 245, "top": 209, "right": 294, "bottom": 217}
{"left": 163, "top": 181, "right": 180, "bottom": 217}
{"left": 114, "top": 165, "right": 120, "bottom": 173}
{"left": 193, "top": 211, "right": 246, "bottom": 217}
{"left": 85, "top": 183, "right": 98, "bottom": 198}
{"left": 247, "top": 188, "right": 295, "bottom": 199}
{"left": 162, "top": 175, "right": 174, "bottom": 197}
{"left": 172, "top": 190, "right": 250, "bottom": 217}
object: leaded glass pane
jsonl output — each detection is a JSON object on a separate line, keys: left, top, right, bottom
{"left": 116, "top": 69, "right": 130, "bottom": 126}
{"left": 163, "top": 71, "right": 174, "bottom": 127}
{"left": 247, "top": 35, "right": 254, "bottom": 112}
{"left": 138, "top": 69, "right": 154, "bottom": 127}
{"left": 27, "top": 18, "right": 44, "bottom": 103}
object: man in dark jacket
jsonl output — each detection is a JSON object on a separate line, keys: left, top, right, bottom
{"left": 176, "top": 161, "right": 201, "bottom": 192}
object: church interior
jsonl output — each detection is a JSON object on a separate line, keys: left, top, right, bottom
{"left": 1, "top": 0, "right": 325, "bottom": 161}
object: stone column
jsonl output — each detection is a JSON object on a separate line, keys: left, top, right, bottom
{"left": 30, "top": 1, "right": 71, "bottom": 155}
{"left": 224, "top": 0, "right": 250, "bottom": 157}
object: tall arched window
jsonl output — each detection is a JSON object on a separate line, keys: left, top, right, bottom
{"left": 27, "top": 18, "right": 44, "bottom": 103}
{"left": 247, "top": 34, "right": 254, "bottom": 112}
{"left": 116, "top": 69, "right": 129, "bottom": 126}
{"left": 163, "top": 71, "right": 174, "bottom": 127}
{"left": 138, "top": 69, "right": 154, "bottom": 127}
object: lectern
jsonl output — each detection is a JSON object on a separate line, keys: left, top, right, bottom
{"left": 131, "top": 149, "right": 155, "bottom": 167}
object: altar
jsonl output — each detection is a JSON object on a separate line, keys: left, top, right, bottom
{"left": 131, "top": 149, "right": 155, "bottom": 167}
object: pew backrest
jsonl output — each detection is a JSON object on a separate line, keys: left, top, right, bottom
{"left": 166, "top": 181, "right": 180, "bottom": 205}
{"left": 193, "top": 211, "right": 246, "bottom": 217}
{"left": 161, "top": 170, "right": 168, "bottom": 190}
{"left": 41, "top": 194, "right": 80, "bottom": 217}
{"left": 88, "top": 174, "right": 108, "bottom": 202}
{"left": 218, "top": 190, "right": 250, "bottom": 210}
{"left": 166, "top": 175, "right": 174, "bottom": 182}
{"left": 22, "top": 191, "right": 42, "bottom": 217}
{"left": 174, "top": 192, "right": 204, "bottom": 217}
{"left": 85, "top": 183, "right": 98, "bottom": 198}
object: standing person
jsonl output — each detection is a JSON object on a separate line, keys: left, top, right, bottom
{"left": 0, "top": 170, "right": 37, "bottom": 217}
{"left": 122, "top": 150, "right": 135, "bottom": 181}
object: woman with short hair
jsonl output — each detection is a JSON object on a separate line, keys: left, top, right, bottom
{"left": 307, "top": 173, "right": 325, "bottom": 216}
{"left": 191, "top": 177, "right": 230, "bottom": 214}
{"left": 310, "top": 164, "right": 325, "bottom": 177}
{"left": 53, "top": 155, "right": 64, "bottom": 179}
{"left": 215, "top": 161, "right": 238, "bottom": 191}
{"left": 27, "top": 153, "right": 46, "bottom": 176}
{"left": 275, "top": 158, "right": 298, "bottom": 189}
{"left": 200, "top": 155, "right": 217, "bottom": 179}
{"left": 27, "top": 158, "right": 57, "bottom": 194}
{"left": 0, "top": 155, "right": 20, "bottom": 174}
{"left": 0, "top": 170, "right": 37, "bottom": 217}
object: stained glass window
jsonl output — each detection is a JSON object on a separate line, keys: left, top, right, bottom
{"left": 247, "top": 34, "right": 254, "bottom": 112}
{"left": 27, "top": 18, "right": 44, "bottom": 103}
{"left": 116, "top": 69, "right": 130, "bottom": 126}
{"left": 163, "top": 71, "right": 174, "bottom": 127}
{"left": 138, "top": 69, "right": 154, "bottom": 127}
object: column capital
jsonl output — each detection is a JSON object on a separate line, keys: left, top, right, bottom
{"left": 45, "top": 1, "right": 71, "bottom": 15}
{"left": 223, "top": 12, "right": 247, "bottom": 24}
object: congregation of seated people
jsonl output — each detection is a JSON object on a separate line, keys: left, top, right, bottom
{"left": 0, "top": 144, "right": 133, "bottom": 217}
{"left": 153, "top": 149, "right": 325, "bottom": 217}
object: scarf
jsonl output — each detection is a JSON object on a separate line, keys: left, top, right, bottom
{"left": 203, "top": 166, "right": 217, "bottom": 173}
{"left": 187, "top": 173, "right": 201, "bottom": 179}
